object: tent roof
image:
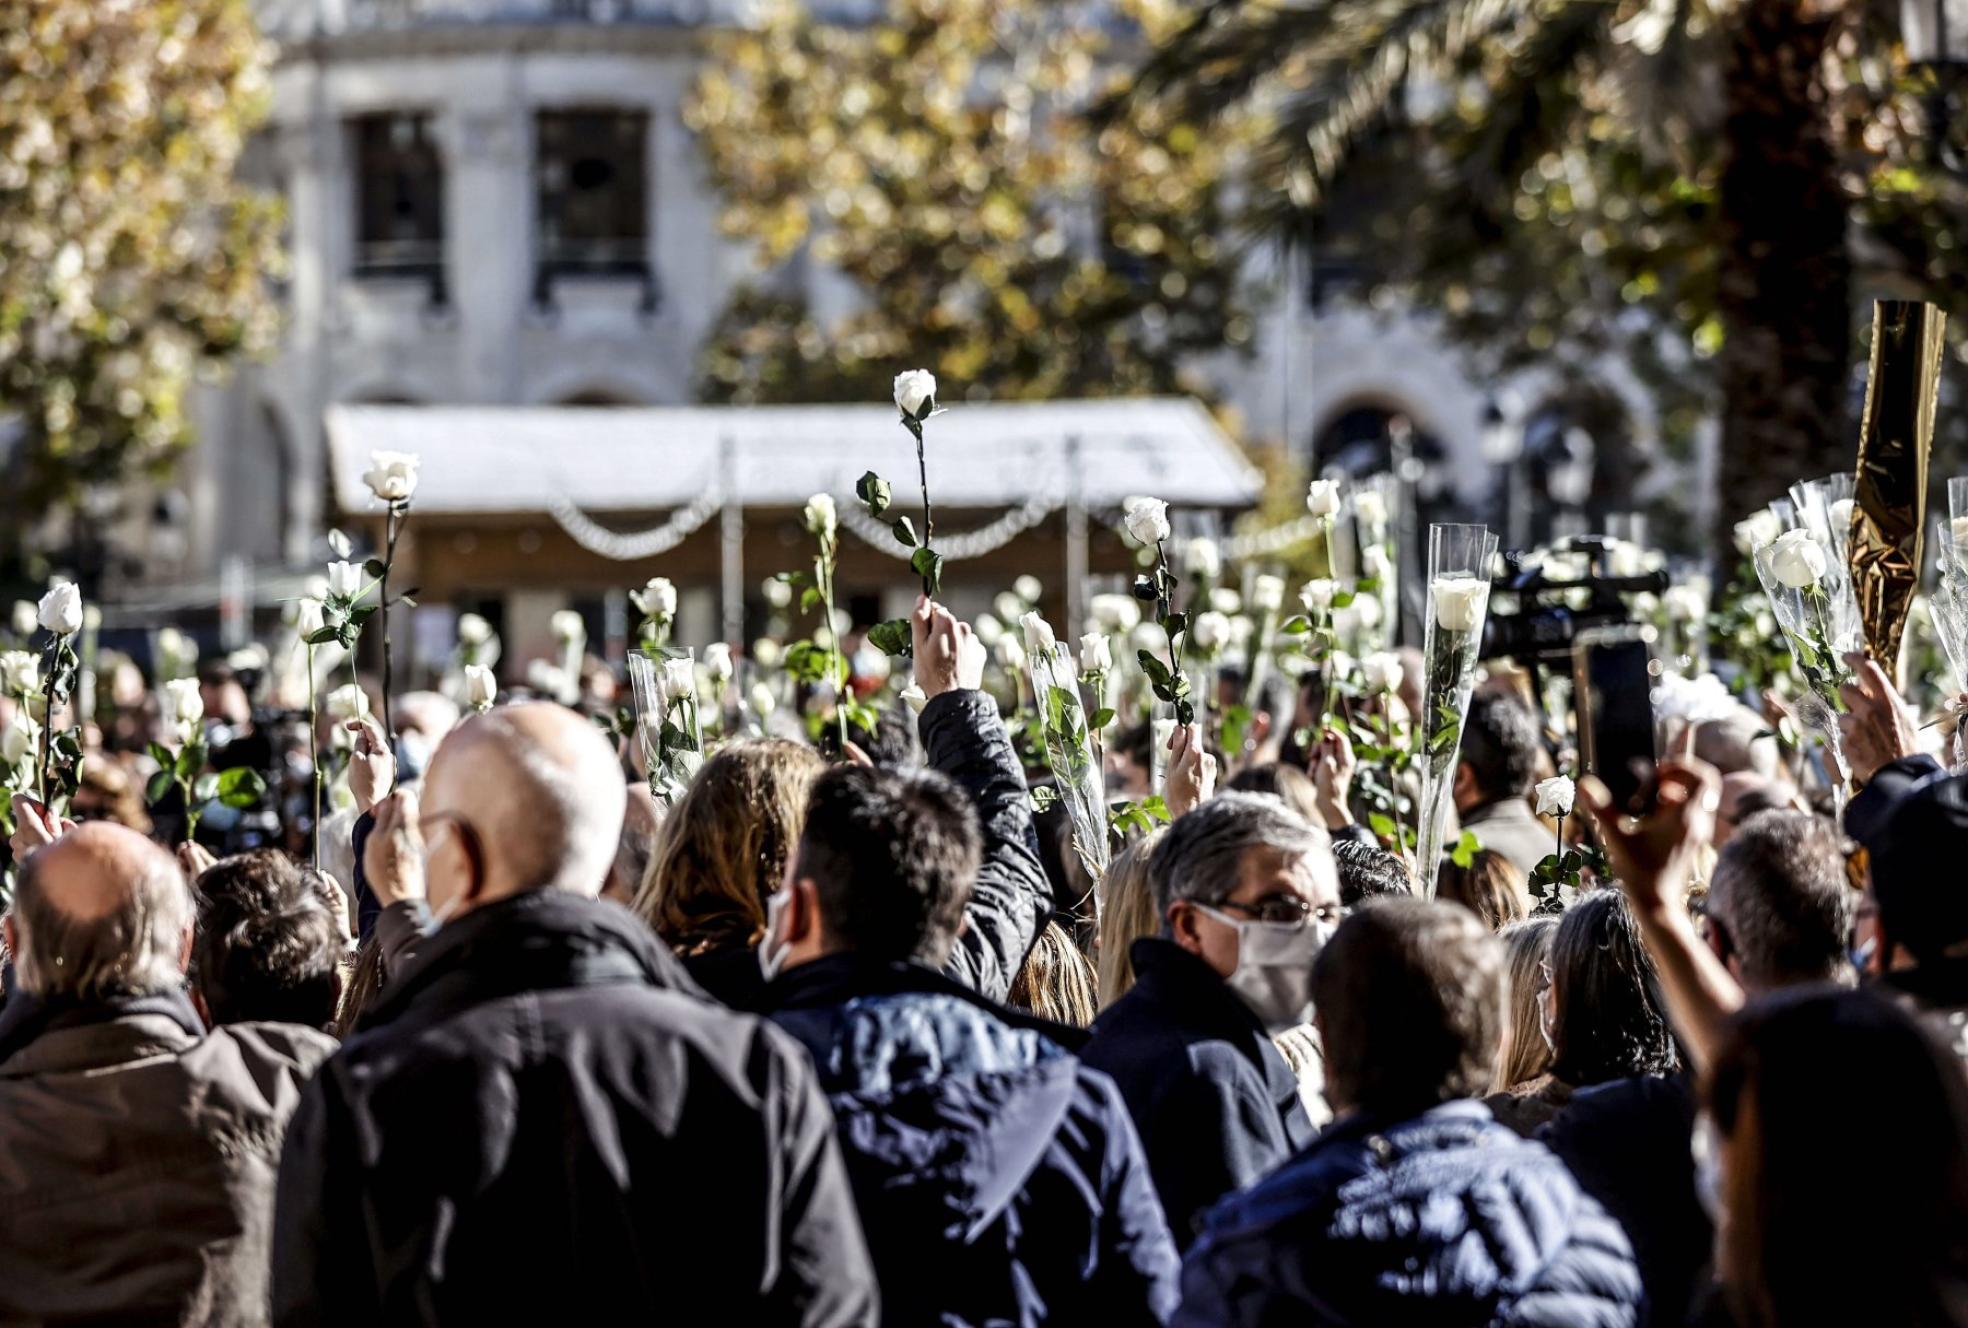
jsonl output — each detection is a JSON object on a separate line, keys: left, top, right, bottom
{"left": 325, "top": 398, "right": 1260, "bottom": 516}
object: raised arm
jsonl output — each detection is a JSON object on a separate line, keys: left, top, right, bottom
{"left": 911, "top": 596, "right": 1048, "bottom": 1000}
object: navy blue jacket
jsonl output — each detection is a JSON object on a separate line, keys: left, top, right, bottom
{"left": 1175, "top": 1100, "right": 1644, "bottom": 1328}
{"left": 1079, "top": 939, "right": 1316, "bottom": 1249}
{"left": 769, "top": 954, "right": 1180, "bottom": 1326}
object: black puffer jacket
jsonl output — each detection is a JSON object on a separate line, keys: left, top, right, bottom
{"left": 272, "top": 891, "right": 877, "bottom": 1326}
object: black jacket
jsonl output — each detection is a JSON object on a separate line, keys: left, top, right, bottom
{"left": 1079, "top": 939, "right": 1316, "bottom": 1249}
{"left": 271, "top": 891, "right": 877, "bottom": 1326}
{"left": 919, "top": 689, "right": 1051, "bottom": 1001}
{"left": 768, "top": 955, "right": 1179, "bottom": 1326}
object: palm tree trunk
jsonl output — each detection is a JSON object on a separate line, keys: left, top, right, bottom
{"left": 1714, "top": 0, "right": 1851, "bottom": 558}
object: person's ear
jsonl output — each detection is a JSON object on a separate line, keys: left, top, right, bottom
{"left": 1167, "top": 899, "right": 1207, "bottom": 957}
{"left": 177, "top": 922, "right": 194, "bottom": 975}
{"left": 190, "top": 986, "right": 212, "bottom": 1029}
{"left": 782, "top": 876, "right": 823, "bottom": 949}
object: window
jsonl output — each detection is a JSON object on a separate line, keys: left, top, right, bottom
{"left": 534, "top": 110, "right": 650, "bottom": 286}
{"left": 351, "top": 113, "right": 445, "bottom": 284}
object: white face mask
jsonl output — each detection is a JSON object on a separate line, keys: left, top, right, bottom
{"left": 1195, "top": 904, "right": 1336, "bottom": 1033}
{"left": 757, "top": 889, "right": 793, "bottom": 982}
{"left": 419, "top": 822, "right": 469, "bottom": 936}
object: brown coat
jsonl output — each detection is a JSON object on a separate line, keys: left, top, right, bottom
{"left": 0, "top": 999, "right": 333, "bottom": 1326}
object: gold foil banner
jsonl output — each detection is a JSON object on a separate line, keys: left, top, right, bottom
{"left": 1851, "top": 300, "right": 1944, "bottom": 665}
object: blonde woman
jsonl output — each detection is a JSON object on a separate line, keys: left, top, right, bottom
{"left": 1095, "top": 830, "right": 1165, "bottom": 1009}
{"left": 1492, "top": 917, "right": 1557, "bottom": 1093}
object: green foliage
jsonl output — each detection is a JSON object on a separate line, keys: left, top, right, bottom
{"left": 866, "top": 618, "right": 913, "bottom": 657}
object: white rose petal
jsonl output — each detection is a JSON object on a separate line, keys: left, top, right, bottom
{"left": 1733, "top": 509, "right": 1782, "bottom": 556}
{"left": 326, "top": 560, "right": 363, "bottom": 601}
{"left": 10, "top": 601, "right": 37, "bottom": 638}
{"left": 997, "top": 636, "right": 1026, "bottom": 673}
{"left": 551, "top": 610, "right": 587, "bottom": 644}
{"left": 1361, "top": 651, "right": 1404, "bottom": 695}
{"left": 1432, "top": 576, "right": 1489, "bottom": 633}
{"left": 900, "top": 683, "right": 928, "bottom": 715}
{"left": 326, "top": 529, "right": 352, "bottom": 560}
{"left": 1184, "top": 538, "right": 1222, "bottom": 581}
{"left": 1192, "top": 611, "right": 1231, "bottom": 651}
{"left": 750, "top": 681, "right": 778, "bottom": 716}
{"left": 973, "top": 613, "right": 1005, "bottom": 648}
{"left": 163, "top": 678, "right": 205, "bottom": 738}
{"left": 893, "top": 369, "right": 938, "bottom": 420}
{"left": 457, "top": 612, "right": 492, "bottom": 646}
{"left": 37, "top": 583, "right": 82, "bottom": 636}
{"left": 1663, "top": 586, "right": 1706, "bottom": 622}
{"left": 0, "top": 716, "right": 37, "bottom": 766}
{"left": 1208, "top": 587, "right": 1242, "bottom": 616}
{"left": 325, "top": 683, "right": 370, "bottom": 722}
{"left": 1019, "top": 610, "right": 1057, "bottom": 656}
{"left": 1089, "top": 594, "right": 1141, "bottom": 633}
{"left": 1952, "top": 515, "right": 1968, "bottom": 548}
{"left": 526, "top": 660, "right": 574, "bottom": 705}
{"left": 1767, "top": 528, "right": 1828, "bottom": 590}
{"left": 661, "top": 657, "right": 697, "bottom": 705}
{"left": 1299, "top": 579, "right": 1337, "bottom": 614}
{"left": 632, "top": 577, "right": 678, "bottom": 619}
{"left": 1305, "top": 478, "right": 1342, "bottom": 517}
{"left": 463, "top": 664, "right": 498, "bottom": 709}
{"left": 995, "top": 592, "right": 1026, "bottom": 626}
{"left": 0, "top": 650, "right": 41, "bottom": 696}
{"left": 803, "top": 493, "right": 838, "bottom": 540}
{"left": 1355, "top": 491, "right": 1387, "bottom": 527}
{"left": 1014, "top": 574, "right": 1043, "bottom": 604}
{"left": 1534, "top": 775, "right": 1577, "bottom": 818}
{"left": 362, "top": 449, "right": 421, "bottom": 503}
{"left": 1079, "top": 632, "right": 1112, "bottom": 674}
{"left": 702, "top": 643, "right": 734, "bottom": 681}
{"left": 1361, "top": 546, "right": 1392, "bottom": 582}
{"left": 762, "top": 577, "right": 793, "bottom": 609}
{"left": 1828, "top": 498, "right": 1855, "bottom": 538}
{"left": 1251, "top": 574, "right": 1286, "bottom": 614}
{"left": 1124, "top": 496, "right": 1172, "bottom": 546}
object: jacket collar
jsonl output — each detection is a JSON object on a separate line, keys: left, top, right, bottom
{"left": 359, "top": 890, "right": 704, "bottom": 1033}
{"left": 767, "top": 952, "right": 1088, "bottom": 1051}
{"left": 0, "top": 987, "right": 205, "bottom": 1076}
{"left": 1128, "top": 936, "right": 1270, "bottom": 1040}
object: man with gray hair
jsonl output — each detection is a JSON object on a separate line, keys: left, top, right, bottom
{"left": 0, "top": 822, "right": 336, "bottom": 1325}
{"left": 1080, "top": 792, "right": 1340, "bottom": 1247}
{"left": 273, "top": 703, "right": 875, "bottom": 1326}
{"left": 1703, "top": 809, "right": 1855, "bottom": 991}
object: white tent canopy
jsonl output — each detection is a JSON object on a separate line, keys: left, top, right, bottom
{"left": 325, "top": 397, "right": 1260, "bottom": 515}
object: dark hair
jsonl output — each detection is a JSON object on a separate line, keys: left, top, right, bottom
{"left": 1331, "top": 837, "right": 1411, "bottom": 909}
{"left": 1227, "top": 763, "right": 1320, "bottom": 824}
{"left": 1111, "top": 722, "right": 1154, "bottom": 774}
{"left": 1459, "top": 694, "right": 1542, "bottom": 802}
{"left": 1313, "top": 898, "right": 1504, "bottom": 1117}
{"left": 193, "top": 850, "right": 342, "bottom": 1030}
{"left": 1007, "top": 920, "right": 1097, "bottom": 1027}
{"left": 1436, "top": 848, "right": 1526, "bottom": 931}
{"left": 1708, "top": 987, "right": 1968, "bottom": 1328}
{"left": 1708, "top": 811, "right": 1854, "bottom": 989}
{"left": 332, "top": 933, "right": 388, "bottom": 1040}
{"left": 855, "top": 701, "right": 923, "bottom": 770}
{"left": 1871, "top": 775, "right": 1968, "bottom": 965}
{"left": 794, "top": 765, "right": 981, "bottom": 965}
{"left": 1547, "top": 889, "right": 1679, "bottom": 1085}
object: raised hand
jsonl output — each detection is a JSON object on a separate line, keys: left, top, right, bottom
{"left": 1308, "top": 726, "right": 1357, "bottom": 831}
{"left": 7, "top": 795, "right": 72, "bottom": 866}
{"left": 363, "top": 787, "right": 426, "bottom": 908}
{"left": 1165, "top": 722, "right": 1217, "bottom": 819}
{"left": 1578, "top": 755, "right": 1720, "bottom": 919}
{"left": 347, "top": 717, "right": 397, "bottom": 815}
{"left": 1836, "top": 651, "right": 1919, "bottom": 786}
{"left": 911, "top": 595, "right": 985, "bottom": 701}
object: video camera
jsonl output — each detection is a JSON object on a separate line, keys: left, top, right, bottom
{"left": 1480, "top": 536, "right": 1668, "bottom": 666}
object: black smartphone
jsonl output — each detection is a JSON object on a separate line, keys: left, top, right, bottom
{"left": 1571, "top": 629, "right": 1659, "bottom": 815}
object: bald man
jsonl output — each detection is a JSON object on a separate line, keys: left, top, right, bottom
{"left": 0, "top": 823, "right": 335, "bottom": 1326}
{"left": 272, "top": 704, "right": 875, "bottom": 1327}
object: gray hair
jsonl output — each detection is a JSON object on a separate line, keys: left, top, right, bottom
{"left": 1708, "top": 810, "right": 1856, "bottom": 989}
{"left": 12, "top": 850, "right": 192, "bottom": 1000}
{"left": 1147, "top": 792, "right": 1327, "bottom": 920}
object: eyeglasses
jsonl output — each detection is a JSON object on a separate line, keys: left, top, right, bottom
{"left": 1211, "top": 894, "right": 1345, "bottom": 928}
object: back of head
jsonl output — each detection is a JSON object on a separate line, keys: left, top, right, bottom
{"left": 1708, "top": 987, "right": 1968, "bottom": 1328}
{"left": 1707, "top": 811, "right": 1854, "bottom": 990}
{"left": 1460, "top": 694, "right": 1541, "bottom": 802}
{"left": 1007, "top": 920, "right": 1097, "bottom": 1027}
{"left": 1097, "top": 829, "right": 1164, "bottom": 1007}
{"left": 795, "top": 764, "right": 981, "bottom": 966}
{"left": 1694, "top": 707, "right": 1781, "bottom": 779}
{"left": 634, "top": 739, "right": 823, "bottom": 951}
{"left": 1436, "top": 848, "right": 1526, "bottom": 931}
{"left": 1313, "top": 898, "right": 1504, "bottom": 1117}
{"left": 1496, "top": 917, "right": 1557, "bottom": 1090}
{"left": 1332, "top": 837, "right": 1412, "bottom": 910}
{"left": 1869, "top": 774, "right": 1968, "bottom": 967}
{"left": 1147, "top": 792, "right": 1327, "bottom": 920}
{"left": 193, "top": 850, "right": 342, "bottom": 1029}
{"left": 11, "top": 823, "right": 191, "bottom": 1001}
{"left": 1549, "top": 889, "right": 1679, "bottom": 1085}
{"left": 1227, "top": 764, "right": 1320, "bottom": 825}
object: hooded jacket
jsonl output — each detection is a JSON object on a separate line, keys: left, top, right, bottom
{"left": 769, "top": 955, "right": 1180, "bottom": 1326}
{"left": 272, "top": 890, "right": 877, "bottom": 1327}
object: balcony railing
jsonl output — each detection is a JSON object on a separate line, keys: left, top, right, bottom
{"left": 254, "top": 0, "right": 751, "bottom": 39}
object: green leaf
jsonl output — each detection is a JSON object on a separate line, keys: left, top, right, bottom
{"left": 855, "top": 470, "right": 892, "bottom": 517}
{"left": 1367, "top": 811, "right": 1397, "bottom": 840}
{"left": 1330, "top": 589, "right": 1357, "bottom": 609}
{"left": 800, "top": 586, "right": 823, "bottom": 614}
{"left": 1137, "top": 651, "right": 1172, "bottom": 688}
{"left": 891, "top": 516, "right": 919, "bottom": 547}
{"left": 1450, "top": 829, "right": 1481, "bottom": 869}
{"left": 144, "top": 769, "right": 175, "bottom": 806}
{"left": 1164, "top": 612, "right": 1188, "bottom": 642}
{"left": 174, "top": 743, "right": 205, "bottom": 782}
{"left": 214, "top": 766, "right": 267, "bottom": 809}
{"left": 192, "top": 773, "right": 220, "bottom": 803}
{"left": 1089, "top": 707, "right": 1115, "bottom": 729}
{"left": 1280, "top": 615, "right": 1312, "bottom": 635}
{"left": 909, "top": 546, "right": 944, "bottom": 593}
{"left": 146, "top": 741, "right": 173, "bottom": 769}
{"left": 867, "top": 618, "right": 913, "bottom": 656}
{"left": 349, "top": 605, "right": 377, "bottom": 626}
{"left": 363, "top": 558, "right": 387, "bottom": 579}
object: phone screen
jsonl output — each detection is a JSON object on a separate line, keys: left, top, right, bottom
{"left": 1572, "top": 633, "right": 1658, "bottom": 814}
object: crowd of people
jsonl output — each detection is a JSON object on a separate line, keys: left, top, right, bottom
{"left": 2, "top": 590, "right": 1967, "bottom": 1327}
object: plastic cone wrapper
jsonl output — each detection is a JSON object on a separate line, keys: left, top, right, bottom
{"left": 1850, "top": 300, "right": 1943, "bottom": 665}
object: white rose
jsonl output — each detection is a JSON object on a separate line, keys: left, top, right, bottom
{"left": 0, "top": 650, "right": 40, "bottom": 696}
{"left": 1361, "top": 652, "right": 1404, "bottom": 695}
{"left": 633, "top": 577, "right": 678, "bottom": 619}
{"left": 463, "top": 664, "right": 498, "bottom": 710}
{"left": 702, "top": 643, "right": 734, "bottom": 682}
{"left": 37, "top": 583, "right": 82, "bottom": 636}
{"left": 1152, "top": 717, "right": 1177, "bottom": 755}
{"left": 1733, "top": 509, "right": 1782, "bottom": 556}
{"left": 1534, "top": 775, "right": 1576, "bottom": 818}
{"left": 1185, "top": 538, "right": 1222, "bottom": 581}
{"left": 10, "top": 601, "right": 36, "bottom": 638}
{"left": 1828, "top": 498, "right": 1855, "bottom": 537}
{"left": 1014, "top": 574, "right": 1043, "bottom": 604}
{"left": 526, "top": 660, "right": 574, "bottom": 704}
{"left": 893, "top": 369, "right": 938, "bottom": 420}
{"left": 1767, "top": 528, "right": 1828, "bottom": 590}
{"left": 294, "top": 598, "right": 325, "bottom": 637}
{"left": 1352, "top": 592, "right": 1383, "bottom": 631}
{"left": 325, "top": 682, "right": 370, "bottom": 722}
{"left": 1299, "top": 579, "right": 1337, "bottom": 614}
{"left": 327, "top": 528, "right": 352, "bottom": 560}
{"left": 750, "top": 681, "right": 778, "bottom": 716}
{"left": 1209, "top": 587, "right": 1242, "bottom": 616}
{"left": 551, "top": 610, "right": 587, "bottom": 645}
{"left": 162, "top": 676, "right": 204, "bottom": 738}
{"left": 1361, "top": 546, "right": 1393, "bottom": 582}
{"left": 1019, "top": 611, "right": 1057, "bottom": 656}
{"left": 1228, "top": 615, "right": 1255, "bottom": 649}
{"left": 900, "top": 683, "right": 928, "bottom": 715}
{"left": 1329, "top": 649, "right": 1356, "bottom": 682}
{"left": 1433, "top": 576, "right": 1489, "bottom": 633}
{"left": 362, "top": 449, "right": 421, "bottom": 503}
{"left": 995, "top": 592, "right": 1026, "bottom": 625}
{"left": 762, "top": 577, "right": 793, "bottom": 610}
{"left": 1355, "top": 490, "right": 1387, "bottom": 528}
{"left": 230, "top": 644, "right": 269, "bottom": 675}
{"left": 326, "top": 560, "right": 363, "bottom": 601}
{"left": 457, "top": 612, "right": 492, "bottom": 646}
{"left": 1079, "top": 632, "right": 1112, "bottom": 674}
{"left": 661, "top": 656, "right": 697, "bottom": 705}
{"left": 1663, "top": 586, "right": 1705, "bottom": 622}
{"left": 1124, "top": 496, "right": 1171, "bottom": 546}
{"left": 1089, "top": 594, "right": 1141, "bottom": 633}
{"left": 1192, "top": 611, "right": 1231, "bottom": 651}
{"left": 803, "top": 493, "right": 838, "bottom": 540}
{"left": 1251, "top": 574, "right": 1286, "bottom": 614}
{"left": 1131, "top": 622, "right": 1166, "bottom": 654}
{"left": 0, "top": 716, "right": 36, "bottom": 766}
{"left": 752, "top": 637, "right": 783, "bottom": 668}
{"left": 997, "top": 636, "right": 1026, "bottom": 673}
{"left": 1305, "top": 478, "right": 1342, "bottom": 518}
{"left": 970, "top": 614, "right": 1003, "bottom": 648}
